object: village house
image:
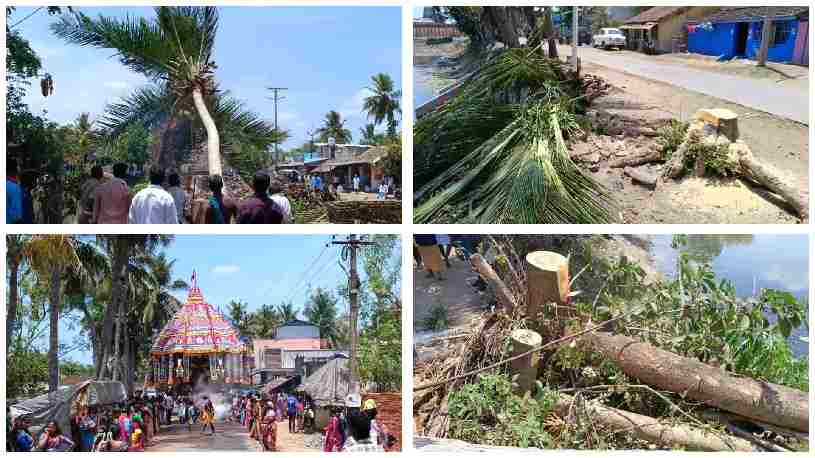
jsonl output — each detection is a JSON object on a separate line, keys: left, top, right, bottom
{"left": 276, "top": 143, "right": 389, "bottom": 191}
{"left": 620, "top": 6, "right": 721, "bottom": 54}
{"left": 251, "top": 319, "right": 347, "bottom": 390}
{"left": 687, "top": 7, "right": 809, "bottom": 66}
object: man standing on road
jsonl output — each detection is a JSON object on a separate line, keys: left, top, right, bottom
{"left": 128, "top": 165, "right": 178, "bottom": 224}
{"left": 78, "top": 165, "right": 103, "bottom": 223}
{"left": 94, "top": 163, "right": 131, "bottom": 224}
{"left": 238, "top": 172, "right": 283, "bottom": 224}
{"left": 269, "top": 179, "right": 293, "bottom": 223}
{"left": 287, "top": 394, "right": 297, "bottom": 433}
{"left": 353, "top": 174, "right": 360, "bottom": 193}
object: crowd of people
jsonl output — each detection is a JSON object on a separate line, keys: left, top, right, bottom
{"left": 6, "top": 162, "right": 294, "bottom": 224}
{"left": 305, "top": 173, "right": 396, "bottom": 200}
{"left": 231, "top": 391, "right": 313, "bottom": 452}
{"left": 8, "top": 391, "right": 163, "bottom": 452}
{"left": 323, "top": 398, "right": 395, "bottom": 453}
{"left": 414, "top": 234, "right": 483, "bottom": 281}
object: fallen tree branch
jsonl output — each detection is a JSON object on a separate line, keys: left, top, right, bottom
{"left": 413, "top": 311, "right": 637, "bottom": 392}
{"left": 724, "top": 422, "right": 791, "bottom": 452}
{"left": 553, "top": 393, "right": 756, "bottom": 451}
{"left": 609, "top": 148, "right": 663, "bottom": 168}
{"left": 470, "top": 254, "right": 518, "bottom": 313}
{"left": 587, "top": 332, "right": 809, "bottom": 432}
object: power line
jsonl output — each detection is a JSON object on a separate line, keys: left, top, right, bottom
{"left": 280, "top": 239, "right": 331, "bottom": 304}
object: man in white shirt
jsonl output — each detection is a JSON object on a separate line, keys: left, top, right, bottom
{"left": 269, "top": 179, "right": 293, "bottom": 223}
{"left": 128, "top": 165, "right": 179, "bottom": 224}
{"left": 353, "top": 174, "right": 360, "bottom": 192}
{"left": 166, "top": 172, "right": 186, "bottom": 223}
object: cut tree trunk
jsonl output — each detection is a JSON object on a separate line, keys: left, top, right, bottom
{"left": 609, "top": 148, "right": 663, "bottom": 168}
{"left": 664, "top": 121, "right": 704, "bottom": 178}
{"left": 470, "top": 254, "right": 518, "bottom": 313}
{"left": 624, "top": 167, "right": 658, "bottom": 189}
{"left": 485, "top": 7, "right": 521, "bottom": 48}
{"left": 99, "top": 239, "right": 129, "bottom": 379}
{"left": 733, "top": 144, "right": 809, "bottom": 221}
{"left": 587, "top": 332, "right": 809, "bottom": 432}
{"left": 553, "top": 393, "right": 756, "bottom": 451}
{"left": 509, "top": 329, "right": 541, "bottom": 395}
{"left": 525, "top": 251, "right": 569, "bottom": 320}
{"left": 192, "top": 86, "right": 222, "bottom": 177}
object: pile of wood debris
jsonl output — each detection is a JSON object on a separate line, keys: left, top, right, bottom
{"left": 414, "top": 241, "right": 809, "bottom": 451}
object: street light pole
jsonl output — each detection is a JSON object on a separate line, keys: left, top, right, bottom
{"left": 267, "top": 86, "right": 288, "bottom": 163}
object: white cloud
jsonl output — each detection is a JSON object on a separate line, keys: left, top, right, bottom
{"left": 213, "top": 265, "right": 240, "bottom": 275}
{"left": 339, "top": 88, "right": 371, "bottom": 121}
{"left": 278, "top": 111, "right": 298, "bottom": 122}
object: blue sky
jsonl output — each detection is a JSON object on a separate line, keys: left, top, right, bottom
{"left": 11, "top": 6, "right": 402, "bottom": 148}
{"left": 47, "top": 235, "right": 401, "bottom": 364}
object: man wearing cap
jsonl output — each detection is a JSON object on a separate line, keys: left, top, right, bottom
{"left": 342, "top": 411, "right": 384, "bottom": 452}
{"left": 362, "top": 399, "right": 389, "bottom": 449}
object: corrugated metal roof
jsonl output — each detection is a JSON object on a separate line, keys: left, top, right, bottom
{"left": 698, "top": 6, "right": 809, "bottom": 23}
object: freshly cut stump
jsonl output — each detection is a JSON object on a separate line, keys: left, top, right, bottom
{"left": 525, "top": 251, "right": 570, "bottom": 320}
{"left": 509, "top": 329, "right": 542, "bottom": 395}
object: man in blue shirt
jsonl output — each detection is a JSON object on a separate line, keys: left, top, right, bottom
{"left": 287, "top": 394, "right": 297, "bottom": 433}
{"left": 6, "top": 161, "right": 23, "bottom": 224}
{"left": 13, "top": 419, "right": 35, "bottom": 452}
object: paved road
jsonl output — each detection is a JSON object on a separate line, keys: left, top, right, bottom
{"left": 566, "top": 46, "right": 808, "bottom": 124}
{"left": 147, "top": 422, "right": 261, "bottom": 452}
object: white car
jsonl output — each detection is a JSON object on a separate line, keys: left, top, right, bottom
{"left": 593, "top": 28, "right": 626, "bottom": 49}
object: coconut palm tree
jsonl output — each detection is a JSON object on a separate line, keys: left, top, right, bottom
{"left": 6, "top": 235, "right": 31, "bottom": 351}
{"left": 359, "top": 123, "right": 383, "bottom": 145}
{"left": 52, "top": 7, "right": 286, "bottom": 176}
{"left": 251, "top": 304, "right": 282, "bottom": 339}
{"left": 316, "top": 110, "right": 352, "bottom": 143}
{"left": 25, "top": 235, "right": 99, "bottom": 391}
{"left": 276, "top": 302, "right": 298, "bottom": 322}
{"left": 362, "top": 73, "right": 401, "bottom": 138}
{"left": 303, "top": 288, "right": 343, "bottom": 348}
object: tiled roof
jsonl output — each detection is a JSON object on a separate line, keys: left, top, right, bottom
{"left": 699, "top": 6, "right": 809, "bottom": 23}
{"left": 625, "top": 7, "right": 689, "bottom": 24}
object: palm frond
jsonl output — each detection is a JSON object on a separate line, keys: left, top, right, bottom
{"left": 51, "top": 11, "right": 172, "bottom": 80}
{"left": 211, "top": 92, "right": 289, "bottom": 149}
{"left": 414, "top": 49, "right": 610, "bottom": 224}
{"left": 96, "top": 84, "right": 176, "bottom": 142}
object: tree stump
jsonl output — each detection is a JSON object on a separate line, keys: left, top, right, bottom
{"left": 509, "top": 329, "right": 542, "bottom": 395}
{"left": 525, "top": 251, "right": 570, "bottom": 321}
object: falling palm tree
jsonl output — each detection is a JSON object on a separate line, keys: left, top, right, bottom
{"left": 52, "top": 7, "right": 286, "bottom": 176}
{"left": 363, "top": 73, "right": 402, "bottom": 138}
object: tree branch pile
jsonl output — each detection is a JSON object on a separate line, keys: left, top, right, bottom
{"left": 413, "top": 241, "right": 808, "bottom": 451}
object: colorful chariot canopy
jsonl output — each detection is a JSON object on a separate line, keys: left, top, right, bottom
{"left": 150, "top": 270, "right": 246, "bottom": 356}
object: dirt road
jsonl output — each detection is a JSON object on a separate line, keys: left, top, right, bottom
{"left": 413, "top": 252, "right": 485, "bottom": 336}
{"left": 561, "top": 45, "right": 808, "bottom": 124}
{"left": 564, "top": 48, "right": 807, "bottom": 223}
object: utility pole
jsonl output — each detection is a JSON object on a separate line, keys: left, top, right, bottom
{"left": 757, "top": 18, "right": 772, "bottom": 67}
{"left": 266, "top": 87, "right": 288, "bottom": 163}
{"left": 571, "top": 6, "right": 579, "bottom": 71}
{"left": 332, "top": 235, "right": 375, "bottom": 392}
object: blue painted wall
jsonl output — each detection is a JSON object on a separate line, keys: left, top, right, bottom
{"left": 688, "top": 22, "right": 737, "bottom": 58}
{"left": 745, "top": 20, "right": 798, "bottom": 62}
{"left": 688, "top": 19, "right": 798, "bottom": 62}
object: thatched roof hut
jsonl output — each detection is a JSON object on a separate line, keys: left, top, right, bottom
{"left": 297, "top": 354, "right": 351, "bottom": 406}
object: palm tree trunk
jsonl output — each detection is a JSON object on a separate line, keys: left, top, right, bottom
{"left": 7, "top": 256, "right": 20, "bottom": 350}
{"left": 48, "top": 266, "right": 62, "bottom": 392}
{"left": 112, "top": 291, "right": 125, "bottom": 382}
{"left": 192, "top": 86, "right": 222, "bottom": 177}
{"left": 99, "top": 238, "right": 130, "bottom": 380}
{"left": 123, "top": 323, "right": 132, "bottom": 394}
{"left": 544, "top": 8, "right": 558, "bottom": 58}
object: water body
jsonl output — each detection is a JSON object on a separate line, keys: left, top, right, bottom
{"left": 414, "top": 65, "right": 438, "bottom": 107}
{"left": 649, "top": 234, "right": 809, "bottom": 357}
